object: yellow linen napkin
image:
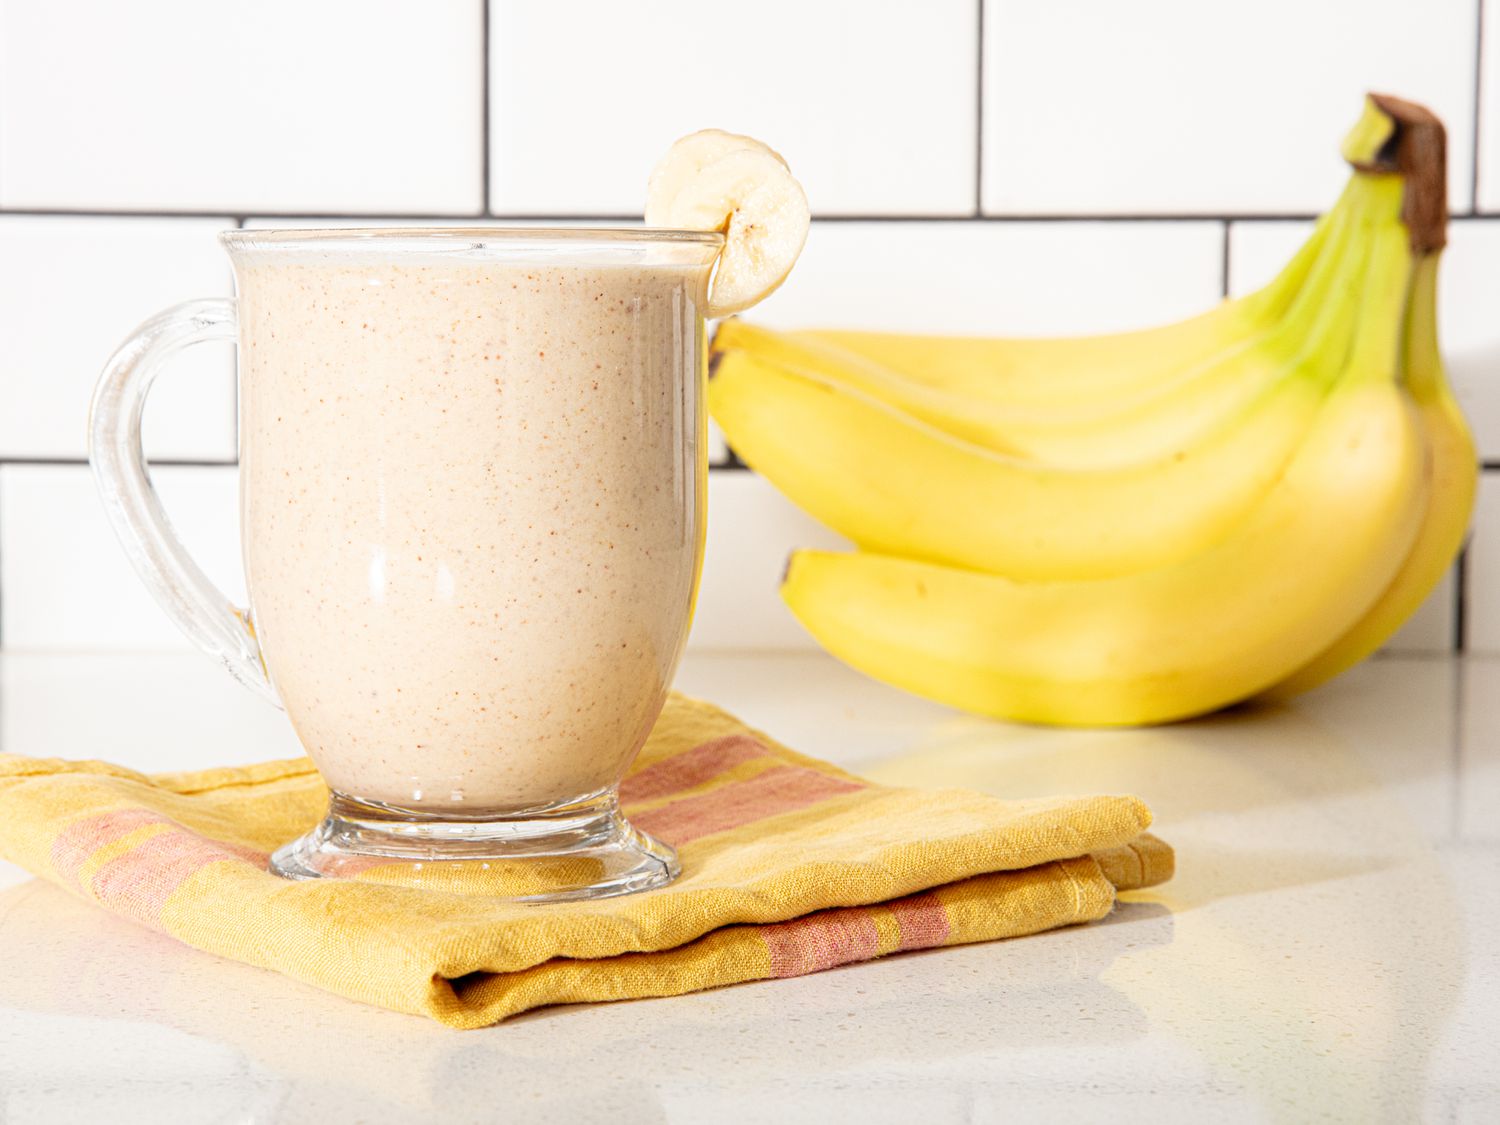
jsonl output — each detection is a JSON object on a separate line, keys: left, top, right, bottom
{"left": 0, "top": 693, "right": 1171, "bottom": 1029}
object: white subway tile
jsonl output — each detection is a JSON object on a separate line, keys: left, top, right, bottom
{"left": 490, "top": 0, "right": 977, "bottom": 216}
{"left": 687, "top": 472, "right": 851, "bottom": 651}
{"left": 0, "top": 217, "right": 236, "bottom": 461}
{"left": 747, "top": 220, "right": 1223, "bottom": 334}
{"left": 1465, "top": 472, "right": 1500, "bottom": 652}
{"left": 982, "top": 0, "right": 1478, "bottom": 215}
{"left": 1432, "top": 221, "right": 1500, "bottom": 462}
{"left": 0, "top": 1, "right": 482, "bottom": 213}
{"left": 1232, "top": 218, "right": 1500, "bottom": 461}
{"left": 1481, "top": 0, "right": 1500, "bottom": 211}
{"left": 1, "top": 465, "right": 243, "bottom": 650}
{"left": 1, "top": 652, "right": 304, "bottom": 769}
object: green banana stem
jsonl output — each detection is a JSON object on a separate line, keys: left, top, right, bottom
{"left": 1264, "top": 174, "right": 1399, "bottom": 394}
{"left": 1325, "top": 174, "right": 1413, "bottom": 389}
{"left": 1338, "top": 218, "right": 1417, "bottom": 388}
{"left": 1343, "top": 93, "right": 1447, "bottom": 255}
{"left": 1243, "top": 177, "right": 1352, "bottom": 324}
{"left": 1341, "top": 96, "right": 1399, "bottom": 166}
{"left": 1402, "top": 253, "right": 1456, "bottom": 400}
{"left": 1264, "top": 175, "right": 1372, "bottom": 358}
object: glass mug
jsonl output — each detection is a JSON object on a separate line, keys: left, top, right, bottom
{"left": 90, "top": 228, "right": 722, "bottom": 901}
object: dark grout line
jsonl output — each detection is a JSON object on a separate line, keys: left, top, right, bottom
{"left": 969, "top": 210, "right": 1498, "bottom": 223}
{"left": 481, "top": 0, "right": 492, "bottom": 217}
{"left": 1473, "top": 0, "right": 1486, "bottom": 213}
{"left": 0, "top": 208, "right": 245, "bottom": 221}
{"left": 1456, "top": 543, "right": 1470, "bottom": 653}
{"left": 0, "top": 455, "right": 756, "bottom": 474}
{"left": 1450, "top": 633, "right": 1467, "bottom": 839}
{"left": 743, "top": 212, "right": 1319, "bottom": 224}
{"left": 1455, "top": 457, "right": 1500, "bottom": 656}
{"left": 1220, "top": 221, "right": 1232, "bottom": 298}
{"left": 974, "top": 0, "right": 985, "bottom": 217}
{"left": 0, "top": 208, "right": 506, "bottom": 222}
{"left": 5, "top": 207, "right": 1500, "bottom": 224}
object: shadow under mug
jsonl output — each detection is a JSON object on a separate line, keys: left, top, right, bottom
{"left": 89, "top": 226, "right": 723, "bottom": 902}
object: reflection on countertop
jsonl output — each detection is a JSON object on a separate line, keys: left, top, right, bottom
{"left": 0, "top": 650, "right": 1496, "bottom": 1123}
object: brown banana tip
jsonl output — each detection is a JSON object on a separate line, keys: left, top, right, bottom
{"left": 708, "top": 350, "right": 725, "bottom": 379}
{"left": 1355, "top": 92, "right": 1449, "bottom": 255}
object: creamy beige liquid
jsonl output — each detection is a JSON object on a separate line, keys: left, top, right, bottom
{"left": 235, "top": 250, "right": 711, "bottom": 812}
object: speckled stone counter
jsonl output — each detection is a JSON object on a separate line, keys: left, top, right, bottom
{"left": 0, "top": 650, "right": 1494, "bottom": 1122}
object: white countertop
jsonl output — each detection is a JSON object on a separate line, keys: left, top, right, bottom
{"left": 0, "top": 649, "right": 1495, "bottom": 1123}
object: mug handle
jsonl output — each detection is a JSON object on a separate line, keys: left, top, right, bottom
{"left": 88, "top": 298, "right": 279, "bottom": 706}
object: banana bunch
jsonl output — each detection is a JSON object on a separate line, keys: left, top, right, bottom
{"left": 707, "top": 95, "right": 1477, "bottom": 727}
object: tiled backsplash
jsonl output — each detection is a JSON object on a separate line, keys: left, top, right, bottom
{"left": 0, "top": 0, "right": 1496, "bottom": 657}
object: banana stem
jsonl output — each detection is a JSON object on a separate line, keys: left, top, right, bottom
{"left": 1402, "top": 253, "right": 1449, "bottom": 399}
{"left": 1270, "top": 174, "right": 1402, "bottom": 390}
{"left": 1246, "top": 177, "right": 1355, "bottom": 325}
{"left": 1344, "top": 93, "right": 1447, "bottom": 255}
{"left": 1340, "top": 220, "right": 1417, "bottom": 385}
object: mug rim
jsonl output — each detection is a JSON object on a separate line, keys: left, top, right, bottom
{"left": 220, "top": 226, "right": 726, "bottom": 251}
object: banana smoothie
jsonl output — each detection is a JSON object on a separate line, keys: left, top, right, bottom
{"left": 89, "top": 128, "right": 806, "bottom": 893}
{"left": 235, "top": 243, "right": 715, "bottom": 812}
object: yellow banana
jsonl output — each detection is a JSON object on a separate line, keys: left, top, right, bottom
{"left": 708, "top": 182, "right": 1398, "bottom": 582}
{"left": 1265, "top": 247, "right": 1476, "bottom": 696}
{"left": 713, "top": 188, "right": 1360, "bottom": 468}
{"left": 783, "top": 193, "right": 1345, "bottom": 410}
{"left": 717, "top": 184, "right": 1342, "bottom": 416}
{"left": 778, "top": 220, "right": 1429, "bottom": 726}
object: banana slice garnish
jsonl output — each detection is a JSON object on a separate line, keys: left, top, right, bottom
{"left": 646, "top": 129, "right": 809, "bottom": 318}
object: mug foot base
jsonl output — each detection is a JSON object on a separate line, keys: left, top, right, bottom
{"left": 268, "top": 791, "right": 679, "bottom": 903}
